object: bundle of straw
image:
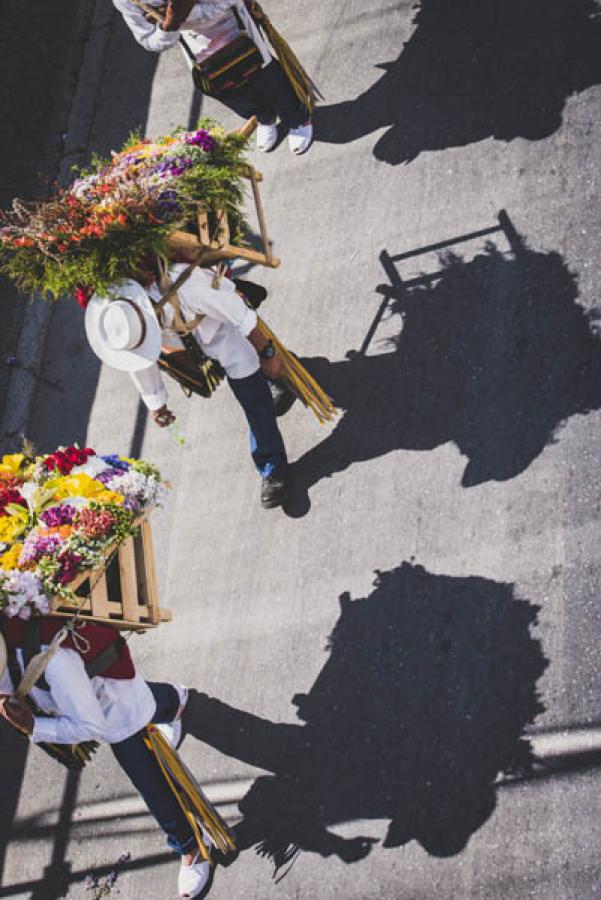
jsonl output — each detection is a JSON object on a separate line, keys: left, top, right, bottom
{"left": 257, "top": 318, "right": 337, "bottom": 424}
{"left": 146, "top": 725, "right": 237, "bottom": 858}
{"left": 245, "top": 0, "right": 323, "bottom": 114}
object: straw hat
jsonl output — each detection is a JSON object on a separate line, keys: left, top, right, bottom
{"left": 85, "top": 279, "right": 162, "bottom": 372}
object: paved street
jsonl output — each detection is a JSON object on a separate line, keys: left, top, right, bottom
{"left": 2, "top": 0, "right": 601, "bottom": 898}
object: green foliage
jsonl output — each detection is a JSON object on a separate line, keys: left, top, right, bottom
{"left": 0, "top": 120, "right": 251, "bottom": 300}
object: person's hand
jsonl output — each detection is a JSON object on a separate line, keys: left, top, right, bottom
{"left": 152, "top": 405, "right": 176, "bottom": 428}
{"left": 0, "top": 694, "right": 34, "bottom": 736}
{"left": 162, "top": 0, "right": 195, "bottom": 30}
{"left": 260, "top": 352, "right": 284, "bottom": 381}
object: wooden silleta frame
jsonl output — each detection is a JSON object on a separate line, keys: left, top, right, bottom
{"left": 168, "top": 117, "right": 281, "bottom": 270}
{"left": 50, "top": 515, "right": 172, "bottom": 632}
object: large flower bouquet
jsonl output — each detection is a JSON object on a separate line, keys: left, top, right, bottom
{"left": 0, "top": 446, "right": 165, "bottom": 619}
{"left": 0, "top": 120, "right": 248, "bottom": 300}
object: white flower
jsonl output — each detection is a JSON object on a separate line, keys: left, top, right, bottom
{"left": 107, "top": 471, "right": 165, "bottom": 508}
{"left": 0, "top": 569, "right": 49, "bottom": 618}
{"left": 71, "top": 457, "right": 111, "bottom": 479}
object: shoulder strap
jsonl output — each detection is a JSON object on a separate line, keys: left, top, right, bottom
{"left": 156, "top": 260, "right": 206, "bottom": 335}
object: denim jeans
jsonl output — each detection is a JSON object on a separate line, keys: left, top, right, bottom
{"left": 110, "top": 682, "right": 196, "bottom": 856}
{"left": 228, "top": 370, "right": 287, "bottom": 478}
{"left": 214, "top": 59, "right": 309, "bottom": 129}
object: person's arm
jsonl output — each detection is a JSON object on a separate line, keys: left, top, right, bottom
{"left": 182, "top": 270, "right": 284, "bottom": 378}
{"left": 29, "top": 649, "right": 109, "bottom": 745}
{"left": 129, "top": 365, "right": 176, "bottom": 428}
{"left": 111, "top": 0, "right": 180, "bottom": 51}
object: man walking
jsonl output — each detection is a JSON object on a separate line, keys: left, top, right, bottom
{"left": 85, "top": 266, "right": 294, "bottom": 508}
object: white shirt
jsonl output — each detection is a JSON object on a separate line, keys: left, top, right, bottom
{"left": 0, "top": 646, "right": 156, "bottom": 745}
{"left": 112, "top": 0, "right": 272, "bottom": 66}
{"left": 131, "top": 265, "right": 259, "bottom": 411}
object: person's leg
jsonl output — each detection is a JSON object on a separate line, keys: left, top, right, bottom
{"left": 111, "top": 731, "right": 197, "bottom": 856}
{"left": 211, "top": 80, "right": 277, "bottom": 126}
{"left": 254, "top": 60, "right": 310, "bottom": 129}
{"left": 147, "top": 681, "right": 182, "bottom": 723}
{"left": 228, "top": 370, "right": 288, "bottom": 478}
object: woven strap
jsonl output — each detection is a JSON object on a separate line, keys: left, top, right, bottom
{"left": 156, "top": 259, "right": 206, "bottom": 335}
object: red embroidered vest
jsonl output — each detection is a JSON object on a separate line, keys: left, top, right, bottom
{"left": 3, "top": 616, "right": 135, "bottom": 680}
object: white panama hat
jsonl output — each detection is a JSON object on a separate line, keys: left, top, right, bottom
{"left": 85, "top": 279, "right": 162, "bottom": 372}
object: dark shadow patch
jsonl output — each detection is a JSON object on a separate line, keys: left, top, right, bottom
{"left": 315, "top": 0, "right": 601, "bottom": 164}
{"left": 286, "top": 216, "right": 601, "bottom": 513}
{"left": 183, "top": 562, "right": 547, "bottom": 874}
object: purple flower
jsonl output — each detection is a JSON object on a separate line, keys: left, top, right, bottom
{"left": 19, "top": 532, "right": 65, "bottom": 565}
{"left": 97, "top": 468, "right": 124, "bottom": 485}
{"left": 40, "top": 504, "right": 76, "bottom": 527}
{"left": 184, "top": 129, "right": 217, "bottom": 152}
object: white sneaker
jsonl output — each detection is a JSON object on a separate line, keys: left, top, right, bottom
{"left": 178, "top": 853, "right": 211, "bottom": 899}
{"left": 288, "top": 121, "right": 313, "bottom": 155}
{"left": 256, "top": 121, "right": 278, "bottom": 152}
{"left": 157, "top": 685, "right": 188, "bottom": 749}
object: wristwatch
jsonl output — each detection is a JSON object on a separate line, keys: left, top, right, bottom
{"left": 259, "top": 339, "right": 276, "bottom": 360}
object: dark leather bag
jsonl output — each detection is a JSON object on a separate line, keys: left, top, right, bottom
{"left": 182, "top": 7, "right": 263, "bottom": 95}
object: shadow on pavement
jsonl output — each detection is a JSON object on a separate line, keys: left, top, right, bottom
{"left": 0, "top": 12, "right": 161, "bottom": 900}
{"left": 183, "top": 562, "right": 547, "bottom": 876}
{"left": 284, "top": 214, "right": 601, "bottom": 515}
{"left": 26, "top": 12, "right": 162, "bottom": 455}
{"left": 315, "top": 0, "right": 601, "bottom": 164}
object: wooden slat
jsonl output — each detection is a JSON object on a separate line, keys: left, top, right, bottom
{"left": 168, "top": 230, "right": 281, "bottom": 268}
{"left": 236, "top": 115, "right": 258, "bottom": 139}
{"left": 248, "top": 166, "right": 272, "bottom": 264}
{"left": 89, "top": 570, "right": 111, "bottom": 619}
{"left": 140, "top": 519, "right": 161, "bottom": 624}
{"left": 118, "top": 537, "right": 139, "bottom": 621}
{"left": 197, "top": 208, "right": 210, "bottom": 246}
{"left": 209, "top": 208, "right": 230, "bottom": 248}
{"left": 49, "top": 609, "right": 154, "bottom": 632}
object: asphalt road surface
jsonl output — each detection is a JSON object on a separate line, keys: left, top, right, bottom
{"left": 2, "top": 1, "right": 601, "bottom": 898}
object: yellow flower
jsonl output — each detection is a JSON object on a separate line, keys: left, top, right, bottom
{"left": 0, "top": 453, "right": 25, "bottom": 476}
{"left": 0, "top": 515, "right": 26, "bottom": 543}
{"left": 0, "top": 543, "right": 23, "bottom": 570}
{"left": 46, "top": 473, "right": 123, "bottom": 506}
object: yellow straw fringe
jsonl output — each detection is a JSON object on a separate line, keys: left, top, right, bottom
{"left": 257, "top": 318, "right": 337, "bottom": 425}
{"left": 145, "top": 725, "right": 237, "bottom": 858}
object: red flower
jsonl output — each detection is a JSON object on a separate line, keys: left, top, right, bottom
{"left": 0, "top": 488, "right": 27, "bottom": 516}
{"left": 74, "top": 286, "right": 93, "bottom": 309}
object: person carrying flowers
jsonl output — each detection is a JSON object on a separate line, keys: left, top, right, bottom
{"left": 113, "top": 0, "right": 318, "bottom": 155}
{"left": 85, "top": 269, "right": 295, "bottom": 509}
{"left": 0, "top": 618, "right": 217, "bottom": 899}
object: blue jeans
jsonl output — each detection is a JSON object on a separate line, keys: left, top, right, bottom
{"left": 228, "top": 370, "right": 288, "bottom": 478}
{"left": 216, "top": 59, "right": 309, "bottom": 129}
{"left": 110, "top": 682, "right": 196, "bottom": 856}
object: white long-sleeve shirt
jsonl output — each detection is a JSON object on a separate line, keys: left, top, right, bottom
{"left": 0, "top": 645, "right": 156, "bottom": 745}
{"left": 131, "top": 264, "right": 259, "bottom": 410}
{"left": 112, "top": 0, "right": 272, "bottom": 66}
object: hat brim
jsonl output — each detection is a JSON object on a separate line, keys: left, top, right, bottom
{"left": 85, "top": 280, "right": 162, "bottom": 372}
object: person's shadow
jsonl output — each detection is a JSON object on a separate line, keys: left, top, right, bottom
{"left": 285, "top": 225, "right": 601, "bottom": 515}
{"left": 183, "top": 562, "right": 547, "bottom": 876}
{"left": 315, "top": 0, "right": 601, "bottom": 164}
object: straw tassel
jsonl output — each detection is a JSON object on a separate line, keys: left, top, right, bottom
{"left": 145, "top": 725, "right": 237, "bottom": 857}
{"left": 256, "top": 318, "right": 337, "bottom": 424}
{"left": 245, "top": 0, "right": 323, "bottom": 114}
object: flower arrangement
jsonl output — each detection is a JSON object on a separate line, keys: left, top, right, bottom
{"left": 0, "top": 446, "right": 166, "bottom": 619}
{"left": 0, "top": 120, "right": 249, "bottom": 299}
